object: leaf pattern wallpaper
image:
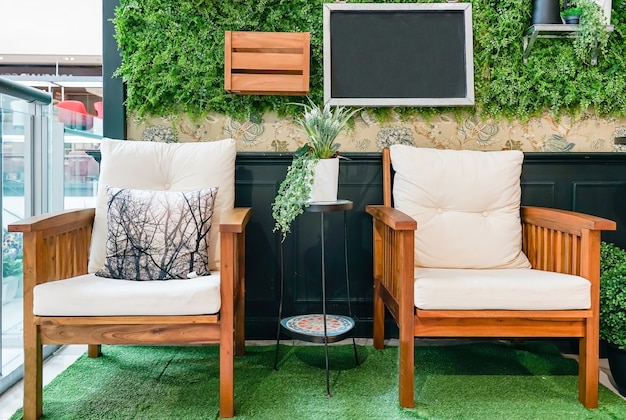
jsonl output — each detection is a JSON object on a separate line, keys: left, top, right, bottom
{"left": 130, "top": 111, "right": 626, "bottom": 153}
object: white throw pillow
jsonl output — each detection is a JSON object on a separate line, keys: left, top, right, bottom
{"left": 88, "top": 138, "right": 236, "bottom": 273}
{"left": 96, "top": 187, "right": 218, "bottom": 281}
{"left": 390, "top": 145, "right": 531, "bottom": 269}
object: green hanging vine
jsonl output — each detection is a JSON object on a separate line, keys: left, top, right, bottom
{"left": 113, "top": 0, "right": 626, "bottom": 122}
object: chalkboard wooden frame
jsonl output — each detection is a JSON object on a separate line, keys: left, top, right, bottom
{"left": 323, "top": 3, "right": 475, "bottom": 107}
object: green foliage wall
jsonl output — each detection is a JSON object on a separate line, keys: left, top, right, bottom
{"left": 114, "top": 0, "right": 626, "bottom": 121}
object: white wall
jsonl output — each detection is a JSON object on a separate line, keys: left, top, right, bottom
{"left": 0, "top": 0, "right": 101, "bottom": 56}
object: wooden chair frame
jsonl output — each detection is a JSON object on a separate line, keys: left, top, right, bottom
{"left": 9, "top": 206, "right": 251, "bottom": 419}
{"left": 365, "top": 147, "right": 616, "bottom": 409}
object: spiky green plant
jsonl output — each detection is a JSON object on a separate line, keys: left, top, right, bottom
{"left": 292, "top": 98, "right": 361, "bottom": 159}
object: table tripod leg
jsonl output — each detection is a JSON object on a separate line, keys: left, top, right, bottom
{"left": 344, "top": 211, "right": 359, "bottom": 367}
{"left": 321, "top": 212, "right": 331, "bottom": 397}
{"left": 274, "top": 241, "right": 285, "bottom": 370}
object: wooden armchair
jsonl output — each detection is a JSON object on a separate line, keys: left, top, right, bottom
{"left": 366, "top": 146, "right": 616, "bottom": 409}
{"left": 10, "top": 138, "right": 250, "bottom": 419}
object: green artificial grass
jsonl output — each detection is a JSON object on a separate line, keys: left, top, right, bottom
{"left": 10, "top": 341, "right": 626, "bottom": 419}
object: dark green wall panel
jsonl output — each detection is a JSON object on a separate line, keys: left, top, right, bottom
{"left": 235, "top": 153, "right": 383, "bottom": 338}
{"left": 102, "top": 0, "right": 126, "bottom": 140}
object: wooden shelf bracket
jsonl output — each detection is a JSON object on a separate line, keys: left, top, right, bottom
{"left": 522, "top": 24, "right": 614, "bottom": 65}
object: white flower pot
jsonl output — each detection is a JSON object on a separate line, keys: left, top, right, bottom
{"left": 309, "top": 158, "right": 339, "bottom": 203}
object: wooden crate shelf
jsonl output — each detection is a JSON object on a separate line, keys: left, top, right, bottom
{"left": 224, "top": 31, "right": 310, "bottom": 95}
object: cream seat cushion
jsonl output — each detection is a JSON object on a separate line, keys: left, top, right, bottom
{"left": 33, "top": 273, "right": 221, "bottom": 316}
{"left": 414, "top": 267, "right": 591, "bottom": 310}
{"left": 390, "top": 145, "right": 531, "bottom": 269}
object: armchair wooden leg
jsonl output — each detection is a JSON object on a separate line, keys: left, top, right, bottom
{"left": 235, "top": 289, "right": 245, "bottom": 357}
{"left": 398, "top": 323, "right": 415, "bottom": 408}
{"left": 578, "top": 328, "right": 599, "bottom": 408}
{"left": 219, "top": 330, "right": 234, "bottom": 418}
{"left": 88, "top": 344, "right": 102, "bottom": 358}
{"left": 373, "top": 279, "right": 385, "bottom": 350}
{"left": 23, "top": 325, "right": 42, "bottom": 420}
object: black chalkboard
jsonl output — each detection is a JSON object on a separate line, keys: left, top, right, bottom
{"left": 323, "top": 3, "right": 474, "bottom": 107}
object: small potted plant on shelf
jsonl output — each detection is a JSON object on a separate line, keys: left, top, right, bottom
{"left": 599, "top": 241, "right": 626, "bottom": 396}
{"left": 271, "top": 98, "right": 360, "bottom": 242}
{"left": 561, "top": 6, "right": 582, "bottom": 24}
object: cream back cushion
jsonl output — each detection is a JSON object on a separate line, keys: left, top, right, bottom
{"left": 88, "top": 138, "right": 236, "bottom": 273}
{"left": 390, "top": 145, "right": 531, "bottom": 269}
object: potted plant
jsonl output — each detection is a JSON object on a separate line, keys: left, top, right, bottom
{"left": 561, "top": 6, "right": 582, "bottom": 24}
{"left": 599, "top": 241, "right": 626, "bottom": 395}
{"left": 532, "top": 0, "right": 563, "bottom": 24}
{"left": 271, "top": 99, "right": 360, "bottom": 241}
{"left": 572, "top": 0, "right": 610, "bottom": 63}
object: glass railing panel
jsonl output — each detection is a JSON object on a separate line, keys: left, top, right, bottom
{"left": 60, "top": 127, "right": 101, "bottom": 210}
{"left": 0, "top": 80, "right": 105, "bottom": 394}
{"left": 1, "top": 99, "right": 28, "bottom": 380}
{"left": 1, "top": 107, "right": 101, "bottom": 387}
{"left": 49, "top": 104, "right": 101, "bottom": 210}
{"left": 1, "top": 79, "right": 55, "bottom": 394}
{"left": 1, "top": 94, "right": 102, "bottom": 391}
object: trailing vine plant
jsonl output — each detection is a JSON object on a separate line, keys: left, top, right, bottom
{"left": 573, "top": 0, "right": 611, "bottom": 64}
{"left": 271, "top": 148, "right": 316, "bottom": 242}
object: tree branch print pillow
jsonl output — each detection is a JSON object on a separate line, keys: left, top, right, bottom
{"left": 96, "top": 187, "right": 218, "bottom": 280}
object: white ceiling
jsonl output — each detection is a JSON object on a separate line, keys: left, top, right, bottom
{"left": 0, "top": 54, "right": 102, "bottom": 65}
{"left": 0, "top": 0, "right": 102, "bottom": 65}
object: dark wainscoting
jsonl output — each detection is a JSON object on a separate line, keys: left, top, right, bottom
{"left": 236, "top": 152, "right": 626, "bottom": 339}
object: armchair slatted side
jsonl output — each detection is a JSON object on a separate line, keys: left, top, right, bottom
{"left": 11, "top": 209, "right": 95, "bottom": 420}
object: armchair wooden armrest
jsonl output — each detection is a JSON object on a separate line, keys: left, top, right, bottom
{"left": 8, "top": 208, "right": 95, "bottom": 287}
{"left": 522, "top": 206, "right": 616, "bottom": 234}
{"left": 366, "top": 205, "right": 417, "bottom": 348}
{"left": 365, "top": 205, "right": 417, "bottom": 231}
{"left": 521, "top": 206, "right": 616, "bottom": 279}
{"left": 219, "top": 207, "right": 252, "bottom": 233}
{"left": 218, "top": 207, "right": 252, "bottom": 358}
{"left": 8, "top": 208, "right": 95, "bottom": 234}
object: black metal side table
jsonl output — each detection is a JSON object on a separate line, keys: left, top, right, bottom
{"left": 274, "top": 199, "right": 359, "bottom": 396}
